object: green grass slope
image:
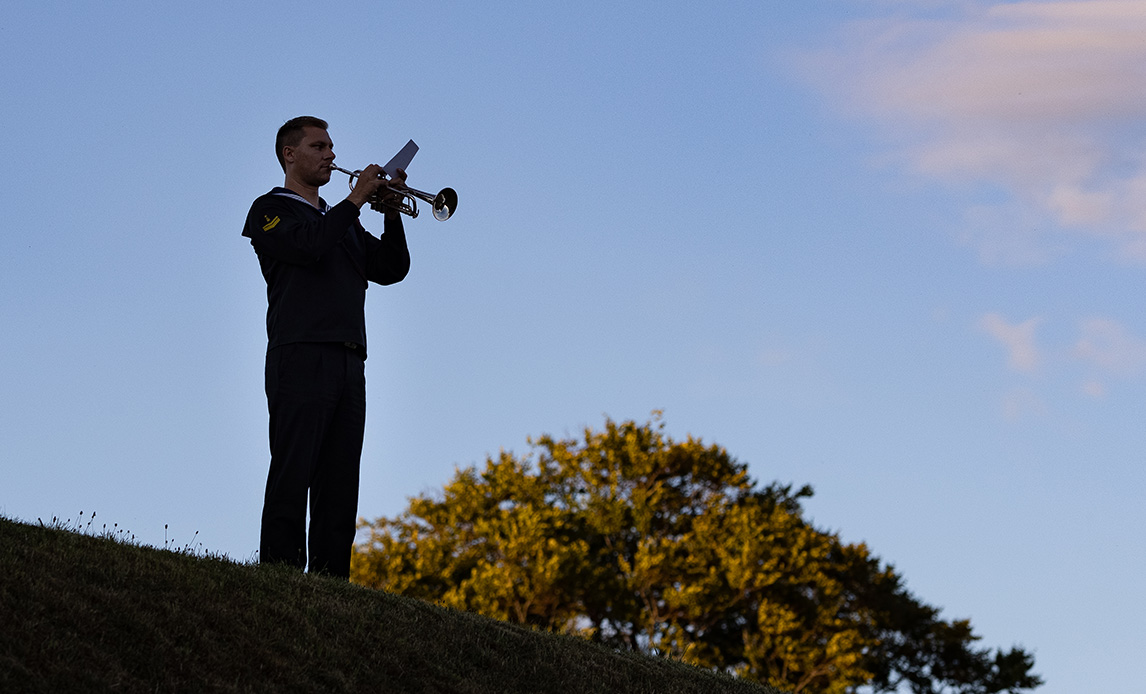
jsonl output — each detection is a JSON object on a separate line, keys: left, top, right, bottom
{"left": 0, "top": 517, "right": 784, "bottom": 694}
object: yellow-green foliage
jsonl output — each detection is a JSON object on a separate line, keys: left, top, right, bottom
{"left": 353, "top": 415, "right": 1041, "bottom": 694}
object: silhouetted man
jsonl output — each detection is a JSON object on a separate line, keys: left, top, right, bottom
{"left": 242, "top": 116, "right": 410, "bottom": 578}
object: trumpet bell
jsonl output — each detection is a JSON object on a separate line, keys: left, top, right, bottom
{"left": 433, "top": 188, "right": 458, "bottom": 221}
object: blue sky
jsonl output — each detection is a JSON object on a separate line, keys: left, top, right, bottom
{"left": 2, "top": 1, "right": 1142, "bottom": 691}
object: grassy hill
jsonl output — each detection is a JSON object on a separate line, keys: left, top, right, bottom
{"left": 0, "top": 516, "right": 784, "bottom": 694}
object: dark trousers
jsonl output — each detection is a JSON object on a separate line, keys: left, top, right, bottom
{"left": 260, "top": 342, "right": 366, "bottom": 579}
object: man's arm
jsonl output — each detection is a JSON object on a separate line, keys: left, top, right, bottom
{"left": 363, "top": 212, "right": 410, "bottom": 286}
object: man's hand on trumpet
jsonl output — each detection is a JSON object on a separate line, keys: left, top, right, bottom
{"left": 377, "top": 167, "right": 408, "bottom": 211}
{"left": 346, "top": 166, "right": 410, "bottom": 218}
{"left": 345, "top": 164, "right": 389, "bottom": 209}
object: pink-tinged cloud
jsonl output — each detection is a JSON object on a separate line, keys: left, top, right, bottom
{"left": 1073, "top": 316, "right": 1146, "bottom": 375}
{"left": 979, "top": 312, "right": 1043, "bottom": 372}
{"left": 803, "top": 1, "right": 1146, "bottom": 262}
{"left": 1001, "top": 386, "right": 1047, "bottom": 420}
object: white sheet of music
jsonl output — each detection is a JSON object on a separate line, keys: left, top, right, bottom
{"left": 383, "top": 140, "right": 418, "bottom": 177}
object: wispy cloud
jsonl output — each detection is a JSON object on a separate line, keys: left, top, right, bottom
{"left": 977, "top": 312, "right": 1146, "bottom": 401}
{"left": 803, "top": 1, "right": 1146, "bottom": 263}
{"left": 1073, "top": 316, "right": 1146, "bottom": 376}
{"left": 979, "top": 312, "right": 1042, "bottom": 373}
{"left": 1001, "top": 386, "right": 1047, "bottom": 421}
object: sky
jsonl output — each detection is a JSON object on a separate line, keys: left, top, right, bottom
{"left": 1, "top": 1, "right": 1141, "bottom": 691}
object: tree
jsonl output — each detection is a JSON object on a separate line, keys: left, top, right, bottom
{"left": 352, "top": 414, "right": 1041, "bottom": 694}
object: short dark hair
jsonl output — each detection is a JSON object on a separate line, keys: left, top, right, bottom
{"left": 275, "top": 116, "right": 329, "bottom": 171}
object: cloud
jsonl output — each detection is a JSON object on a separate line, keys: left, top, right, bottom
{"left": 1080, "top": 379, "right": 1106, "bottom": 398}
{"left": 979, "top": 312, "right": 1042, "bottom": 373}
{"left": 977, "top": 313, "right": 1146, "bottom": 399}
{"left": 1073, "top": 316, "right": 1146, "bottom": 376}
{"left": 1001, "top": 386, "right": 1047, "bottom": 420}
{"left": 804, "top": 1, "right": 1146, "bottom": 262}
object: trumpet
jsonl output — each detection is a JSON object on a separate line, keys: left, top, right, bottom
{"left": 330, "top": 165, "right": 458, "bottom": 221}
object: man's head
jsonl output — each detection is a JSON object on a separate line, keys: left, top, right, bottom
{"left": 276, "top": 115, "right": 330, "bottom": 171}
{"left": 276, "top": 116, "right": 335, "bottom": 190}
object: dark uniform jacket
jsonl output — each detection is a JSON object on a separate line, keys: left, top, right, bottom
{"left": 242, "top": 188, "right": 410, "bottom": 359}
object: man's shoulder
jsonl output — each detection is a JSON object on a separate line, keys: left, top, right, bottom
{"left": 248, "top": 188, "right": 281, "bottom": 210}
{"left": 252, "top": 187, "right": 294, "bottom": 205}
{"left": 245, "top": 189, "right": 302, "bottom": 239}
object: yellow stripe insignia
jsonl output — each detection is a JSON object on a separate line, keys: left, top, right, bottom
{"left": 262, "top": 215, "right": 281, "bottom": 231}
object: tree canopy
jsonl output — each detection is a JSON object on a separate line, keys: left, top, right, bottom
{"left": 352, "top": 415, "right": 1041, "bottom": 694}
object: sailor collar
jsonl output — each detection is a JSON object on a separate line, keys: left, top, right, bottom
{"left": 271, "top": 187, "right": 331, "bottom": 213}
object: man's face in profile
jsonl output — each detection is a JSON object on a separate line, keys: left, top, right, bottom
{"left": 287, "top": 126, "right": 335, "bottom": 188}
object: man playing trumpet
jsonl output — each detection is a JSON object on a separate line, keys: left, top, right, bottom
{"left": 242, "top": 115, "right": 411, "bottom": 579}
